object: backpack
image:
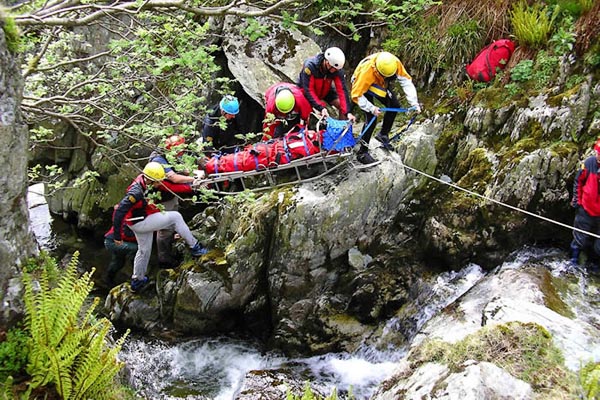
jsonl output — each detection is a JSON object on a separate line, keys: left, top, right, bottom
{"left": 466, "top": 39, "right": 516, "bottom": 82}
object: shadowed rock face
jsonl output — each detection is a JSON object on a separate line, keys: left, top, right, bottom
{"left": 0, "top": 18, "right": 38, "bottom": 326}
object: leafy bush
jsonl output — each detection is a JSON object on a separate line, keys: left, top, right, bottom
{"left": 21, "top": 251, "right": 129, "bottom": 399}
{"left": 286, "top": 381, "right": 352, "bottom": 400}
{"left": 580, "top": 361, "right": 600, "bottom": 399}
{"left": 0, "top": 328, "right": 29, "bottom": 383}
{"left": 510, "top": 60, "right": 534, "bottom": 82}
{"left": 510, "top": 1, "right": 557, "bottom": 49}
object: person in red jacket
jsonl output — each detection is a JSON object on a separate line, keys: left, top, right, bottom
{"left": 297, "top": 47, "right": 355, "bottom": 122}
{"left": 112, "top": 162, "right": 207, "bottom": 292}
{"left": 263, "top": 82, "right": 313, "bottom": 140}
{"left": 570, "top": 139, "right": 600, "bottom": 267}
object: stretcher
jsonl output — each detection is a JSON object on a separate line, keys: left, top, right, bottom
{"left": 191, "top": 117, "right": 359, "bottom": 194}
{"left": 192, "top": 149, "right": 355, "bottom": 194}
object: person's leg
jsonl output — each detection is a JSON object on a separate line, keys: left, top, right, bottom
{"left": 156, "top": 197, "right": 179, "bottom": 268}
{"left": 129, "top": 229, "right": 153, "bottom": 280}
{"left": 571, "top": 207, "right": 594, "bottom": 264}
{"left": 378, "top": 91, "right": 401, "bottom": 140}
{"left": 104, "top": 238, "right": 125, "bottom": 284}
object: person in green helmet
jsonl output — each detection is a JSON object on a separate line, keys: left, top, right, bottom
{"left": 263, "top": 82, "right": 313, "bottom": 140}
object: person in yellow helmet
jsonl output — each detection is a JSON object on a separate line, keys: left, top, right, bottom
{"left": 351, "top": 51, "right": 421, "bottom": 164}
{"left": 112, "top": 162, "right": 207, "bottom": 292}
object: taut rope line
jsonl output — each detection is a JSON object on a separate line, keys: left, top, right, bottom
{"left": 387, "top": 158, "right": 600, "bottom": 240}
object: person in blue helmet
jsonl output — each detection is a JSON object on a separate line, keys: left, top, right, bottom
{"left": 202, "top": 95, "right": 247, "bottom": 155}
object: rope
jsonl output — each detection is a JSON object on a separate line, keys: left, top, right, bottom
{"left": 387, "top": 158, "right": 600, "bottom": 240}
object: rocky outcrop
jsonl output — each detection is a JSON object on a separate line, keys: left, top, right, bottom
{"left": 0, "top": 16, "right": 38, "bottom": 326}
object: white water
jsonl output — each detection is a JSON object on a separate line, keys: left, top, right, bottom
{"left": 27, "top": 183, "right": 56, "bottom": 250}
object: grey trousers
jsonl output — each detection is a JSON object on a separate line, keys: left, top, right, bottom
{"left": 129, "top": 210, "right": 198, "bottom": 279}
{"left": 157, "top": 197, "right": 178, "bottom": 266}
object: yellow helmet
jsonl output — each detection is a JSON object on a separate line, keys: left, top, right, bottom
{"left": 375, "top": 52, "right": 398, "bottom": 77}
{"left": 275, "top": 88, "right": 295, "bottom": 114}
{"left": 143, "top": 161, "right": 165, "bottom": 181}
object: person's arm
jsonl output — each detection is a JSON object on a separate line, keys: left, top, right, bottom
{"left": 299, "top": 62, "right": 326, "bottom": 111}
{"left": 113, "top": 190, "right": 138, "bottom": 241}
{"left": 397, "top": 76, "right": 420, "bottom": 111}
{"left": 165, "top": 170, "right": 194, "bottom": 184}
{"left": 332, "top": 71, "right": 350, "bottom": 116}
{"left": 572, "top": 164, "right": 587, "bottom": 207}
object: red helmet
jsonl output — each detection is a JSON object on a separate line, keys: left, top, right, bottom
{"left": 594, "top": 139, "right": 600, "bottom": 152}
{"left": 165, "top": 135, "right": 185, "bottom": 149}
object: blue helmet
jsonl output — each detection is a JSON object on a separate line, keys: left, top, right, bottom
{"left": 219, "top": 95, "right": 240, "bottom": 115}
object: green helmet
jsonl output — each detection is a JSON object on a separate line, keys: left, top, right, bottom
{"left": 275, "top": 89, "right": 295, "bottom": 114}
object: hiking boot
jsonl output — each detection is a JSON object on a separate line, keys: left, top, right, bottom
{"left": 130, "top": 276, "right": 150, "bottom": 293}
{"left": 375, "top": 134, "right": 393, "bottom": 151}
{"left": 191, "top": 242, "right": 208, "bottom": 257}
{"left": 356, "top": 152, "right": 377, "bottom": 165}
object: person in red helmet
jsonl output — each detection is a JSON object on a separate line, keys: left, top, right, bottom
{"left": 297, "top": 47, "right": 355, "bottom": 122}
{"left": 263, "top": 82, "right": 313, "bottom": 140}
{"left": 148, "top": 135, "right": 197, "bottom": 269}
{"left": 570, "top": 139, "right": 600, "bottom": 269}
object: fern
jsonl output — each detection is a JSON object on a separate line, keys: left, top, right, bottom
{"left": 21, "top": 251, "right": 129, "bottom": 399}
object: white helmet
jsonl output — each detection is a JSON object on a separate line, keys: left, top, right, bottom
{"left": 324, "top": 47, "right": 345, "bottom": 69}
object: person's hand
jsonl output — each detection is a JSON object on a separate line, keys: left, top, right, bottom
{"left": 373, "top": 107, "right": 382, "bottom": 116}
{"left": 413, "top": 104, "right": 422, "bottom": 114}
{"left": 346, "top": 113, "right": 356, "bottom": 123}
{"left": 114, "top": 239, "right": 123, "bottom": 246}
{"left": 320, "top": 108, "right": 329, "bottom": 119}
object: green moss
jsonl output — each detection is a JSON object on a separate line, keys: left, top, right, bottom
{"left": 0, "top": 11, "right": 20, "bottom": 53}
{"left": 454, "top": 148, "right": 493, "bottom": 193}
{"left": 547, "top": 83, "right": 583, "bottom": 108}
{"left": 409, "top": 322, "right": 578, "bottom": 397}
{"left": 534, "top": 269, "right": 575, "bottom": 318}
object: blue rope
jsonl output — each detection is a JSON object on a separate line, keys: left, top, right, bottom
{"left": 356, "top": 106, "right": 417, "bottom": 144}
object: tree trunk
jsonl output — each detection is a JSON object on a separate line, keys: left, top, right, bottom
{"left": 0, "top": 17, "right": 38, "bottom": 327}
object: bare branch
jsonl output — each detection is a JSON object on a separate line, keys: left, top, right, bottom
{"left": 14, "top": 0, "right": 298, "bottom": 27}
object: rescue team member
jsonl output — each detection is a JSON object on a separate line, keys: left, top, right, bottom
{"left": 112, "top": 162, "right": 207, "bottom": 292}
{"left": 103, "top": 205, "right": 137, "bottom": 287}
{"left": 351, "top": 51, "right": 421, "bottom": 164}
{"left": 570, "top": 139, "right": 600, "bottom": 268}
{"left": 297, "top": 47, "right": 355, "bottom": 122}
{"left": 149, "top": 135, "right": 196, "bottom": 269}
{"left": 263, "top": 82, "right": 313, "bottom": 140}
{"left": 202, "top": 95, "right": 246, "bottom": 155}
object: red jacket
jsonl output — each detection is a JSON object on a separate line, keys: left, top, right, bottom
{"left": 574, "top": 156, "right": 600, "bottom": 216}
{"left": 263, "top": 83, "right": 313, "bottom": 138}
{"left": 297, "top": 53, "right": 350, "bottom": 116}
{"left": 112, "top": 175, "right": 161, "bottom": 241}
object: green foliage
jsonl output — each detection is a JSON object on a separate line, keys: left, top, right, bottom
{"left": 285, "top": 381, "right": 351, "bottom": 400}
{"left": 411, "top": 322, "right": 577, "bottom": 397}
{"left": 1, "top": 14, "right": 21, "bottom": 53}
{"left": 0, "top": 327, "right": 29, "bottom": 382}
{"left": 241, "top": 18, "right": 269, "bottom": 41}
{"left": 21, "top": 251, "right": 129, "bottom": 399}
{"left": 580, "top": 361, "right": 600, "bottom": 399}
{"left": 584, "top": 43, "right": 600, "bottom": 67}
{"left": 510, "top": 60, "right": 534, "bottom": 82}
{"left": 549, "top": 18, "right": 577, "bottom": 54}
{"left": 510, "top": 1, "right": 558, "bottom": 49}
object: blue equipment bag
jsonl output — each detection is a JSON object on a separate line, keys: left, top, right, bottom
{"left": 322, "top": 117, "right": 356, "bottom": 151}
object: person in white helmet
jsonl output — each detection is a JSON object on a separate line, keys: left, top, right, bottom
{"left": 297, "top": 47, "right": 356, "bottom": 123}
